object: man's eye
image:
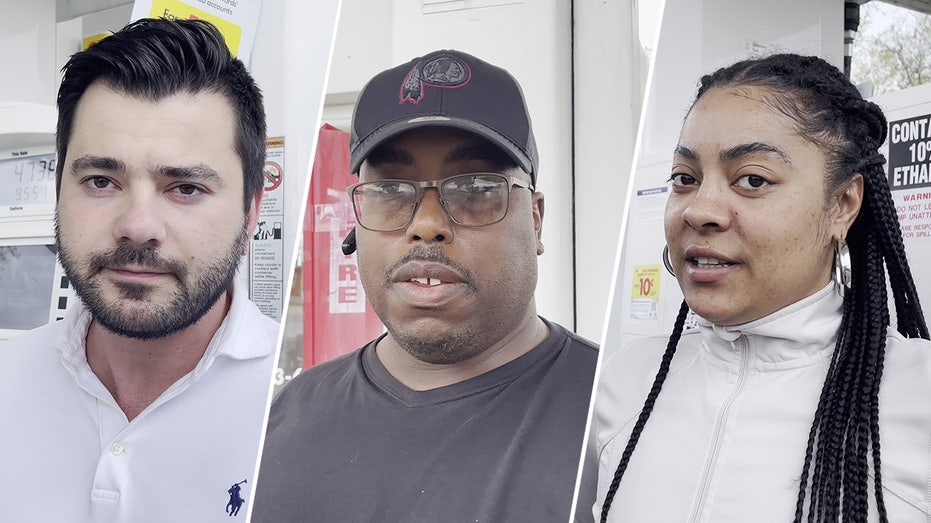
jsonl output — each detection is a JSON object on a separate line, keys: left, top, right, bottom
{"left": 82, "top": 177, "right": 115, "bottom": 190}
{"left": 168, "top": 184, "right": 207, "bottom": 199}
{"left": 448, "top": 177, "right": 500, "bottom": 194}
{"left": 372, "top": 182, "right": 408, "bottom": 195}
{"left": 176, "top": 184, "right": 199, "bottom": 195}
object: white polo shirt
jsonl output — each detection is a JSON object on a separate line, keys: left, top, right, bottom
{"left": 0, "top": 282, "right": 280, "bottom": 523}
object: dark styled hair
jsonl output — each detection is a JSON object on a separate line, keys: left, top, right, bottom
{"left": 56, "top": 17, "right": 266, "bottom": 211}
{"left": 601, "top": 54, "right": 929, "bottom": 523}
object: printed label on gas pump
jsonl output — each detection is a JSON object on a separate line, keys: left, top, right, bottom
{"left": 630, "top": 265, "right": 661, "bottom": 320}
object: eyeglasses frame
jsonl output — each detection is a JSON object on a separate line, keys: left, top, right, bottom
{"left": 346, "top": 172, "right": 534, "bottom": 232}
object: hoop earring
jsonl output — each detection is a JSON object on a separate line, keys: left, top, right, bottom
{"left": 833, "top": 240, "right": 852, "bottom": 294}
{"left": 662, "top": 245, "right": 676, "bottom": 277}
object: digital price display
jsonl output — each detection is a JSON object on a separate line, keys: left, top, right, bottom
{"left": 0, "top": 148, "right": 57, "bottom": 217}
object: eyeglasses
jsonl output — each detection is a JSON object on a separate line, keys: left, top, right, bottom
{"left": 347, "top": 172, "right": 533, "bottom": 232}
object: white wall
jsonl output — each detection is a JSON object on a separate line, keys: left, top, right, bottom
{"left": 605, "top": 0, "right": 846, "bottom": 355}
{"left": 573, "top": 0, "right": 650, "bottom": 340}
{"left": 0, "top": 2, "right": 57, "bottom": 106}
{"left": 252, "top": 0, "right": 341, "bottom": 290}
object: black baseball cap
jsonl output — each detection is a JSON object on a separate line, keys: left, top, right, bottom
{"left": 349, "top": 49, "right": 539, "bottom": 184}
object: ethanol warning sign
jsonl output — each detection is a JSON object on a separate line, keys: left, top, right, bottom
{"left": 889, "top": 114, "right": 931, "bottom": 190}
{"left": 888, "top": 114, "right": 931, "bottom": 243}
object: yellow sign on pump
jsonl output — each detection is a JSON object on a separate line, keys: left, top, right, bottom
{"left": 631, "top": 265, "right": 661, "bottom": 300}
{"left": 82, "top": 33, "right": 111, "bottom": 50}
{"left": 145, "top": 0, "right": 243, "bottom": 56}
{"left": 630, "top": 264, "right": 662, "bottom": 320}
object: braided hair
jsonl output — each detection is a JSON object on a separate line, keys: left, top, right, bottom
{"left": 600, "top": 54, "right": 929, "bottom": 522}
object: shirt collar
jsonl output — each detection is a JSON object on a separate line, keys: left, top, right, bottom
{"left": 55, "top": 279, "right": 274, "bottom": 376}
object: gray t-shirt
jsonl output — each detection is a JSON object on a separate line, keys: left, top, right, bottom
{"left": 252, "top": 319, "right": 598, "bottom": 523}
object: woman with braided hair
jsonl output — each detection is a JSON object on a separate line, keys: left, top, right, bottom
{"left": 582, "top": 53, "right": 930, "bottom": 522}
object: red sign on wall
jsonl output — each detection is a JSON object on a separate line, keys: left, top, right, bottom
{"left": 304, "top": 125, "right": 384, "bottom": 367}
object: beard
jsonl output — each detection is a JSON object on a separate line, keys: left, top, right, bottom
{"left": 56, "top": 216, "right": 247, "bottom": 340}
{"left": 388, "top": 326, "right": 484, "bottom": 364}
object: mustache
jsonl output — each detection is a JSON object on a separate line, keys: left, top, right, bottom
{"left": 89, "top": 243, "right": 188, "bottom": 278}
{"left": 384, "top": 246, "right": 475, "bottom": 286}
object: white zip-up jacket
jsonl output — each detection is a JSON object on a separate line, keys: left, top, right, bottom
{"left": 583, "top": 284, "right": 931, "bottom": 522}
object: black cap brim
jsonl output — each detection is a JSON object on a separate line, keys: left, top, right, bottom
{"left": 350, "top": 116, "right": 535, "bottom": 179}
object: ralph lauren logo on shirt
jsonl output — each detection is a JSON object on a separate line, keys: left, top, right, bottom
{"left": 226, "top": 480, "right": 247, "bottom": 516}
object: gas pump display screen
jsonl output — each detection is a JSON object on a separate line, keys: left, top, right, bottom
{"left": 0, "top": 244, "right": 57, "bottom": 330}
{"left": 0, "top": 152, "right": 57, "bottom": 208}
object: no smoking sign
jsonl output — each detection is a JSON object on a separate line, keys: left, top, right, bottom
{"left": 264, "top": 161, "right": 283, "bottom": 191}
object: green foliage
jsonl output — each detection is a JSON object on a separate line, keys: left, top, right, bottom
{"left": 852, "top": 2, "right": 931, "bottom": 95}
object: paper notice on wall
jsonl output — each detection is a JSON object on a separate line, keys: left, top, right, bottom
{"left": 131, "top": 0, "right": 262, "bottom": 61}
{"left": 892, "top": 189, "right": 931, "bottom": 243}
{"left": 630, "top": 265, "right": 661, "bottom": 320}
{"left": 634, "top": 186, "right": 668, "bottom": 224}
{"left": 250, "top": 137, "right": 285, "bottom": 320}
{"left": 888, "top": 115, "right": 931, "bottom": 243}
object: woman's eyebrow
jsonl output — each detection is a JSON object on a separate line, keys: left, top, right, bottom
{"left": 673, "top": 145, "right": 697, "bottom": 160}
{"left": 720, "top": 142, "right": 791, "bottom": 164}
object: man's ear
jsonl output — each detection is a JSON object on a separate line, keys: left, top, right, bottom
{"left": 242, "top": 189, "right": 263, "bottom": 255}
{"left": 832, "top": 174, "right": 864, "bottom": 240}
{"left": 533, "top": 191, "right": 544, "bottom": 256}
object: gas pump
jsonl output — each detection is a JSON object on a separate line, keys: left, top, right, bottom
{"left": 0, "top": 102, "right": 76, "bottom": 341}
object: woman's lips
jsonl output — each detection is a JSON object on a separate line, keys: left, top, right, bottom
{"left": 682, "top": 249, "right": 740, "bottom": 283}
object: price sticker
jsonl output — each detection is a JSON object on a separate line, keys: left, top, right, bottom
{"left": 630, "top": 264, "right": 662, "bottom": 320}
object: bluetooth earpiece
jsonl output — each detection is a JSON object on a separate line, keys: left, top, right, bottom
{"left": 341, "top": 227, "right": 357, "bottom": 255}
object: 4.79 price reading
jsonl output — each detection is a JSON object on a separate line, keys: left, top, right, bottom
{"left": 2, "top": 153, "right": 58, "bottom": 208}
{"left": 14, "top": 158, "right": 56, "bottom": 184}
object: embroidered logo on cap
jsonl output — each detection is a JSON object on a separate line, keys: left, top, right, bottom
{"left": 399, "top": 54, "right": 472, "bottom": 105}
{"left": 226, "top": 479, "right": 247, "bottom": 516}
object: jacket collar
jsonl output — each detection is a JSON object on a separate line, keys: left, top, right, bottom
{"left": 697, "top": 283, "right": 843, "bottom": 369}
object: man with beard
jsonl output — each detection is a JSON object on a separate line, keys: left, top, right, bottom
{"left": 0, "top": 19, "right": 279, "bottom": 522}
{"left": 253, "top": 50, "right": 598, "bottom": 522}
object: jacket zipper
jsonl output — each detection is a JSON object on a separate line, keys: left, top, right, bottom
{"left": 688, "top": 335, "right": 751, "bottom": 522}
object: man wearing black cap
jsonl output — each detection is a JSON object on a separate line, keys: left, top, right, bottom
{"left": 253, "top": 50, "right": 597, "bottom": 522}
